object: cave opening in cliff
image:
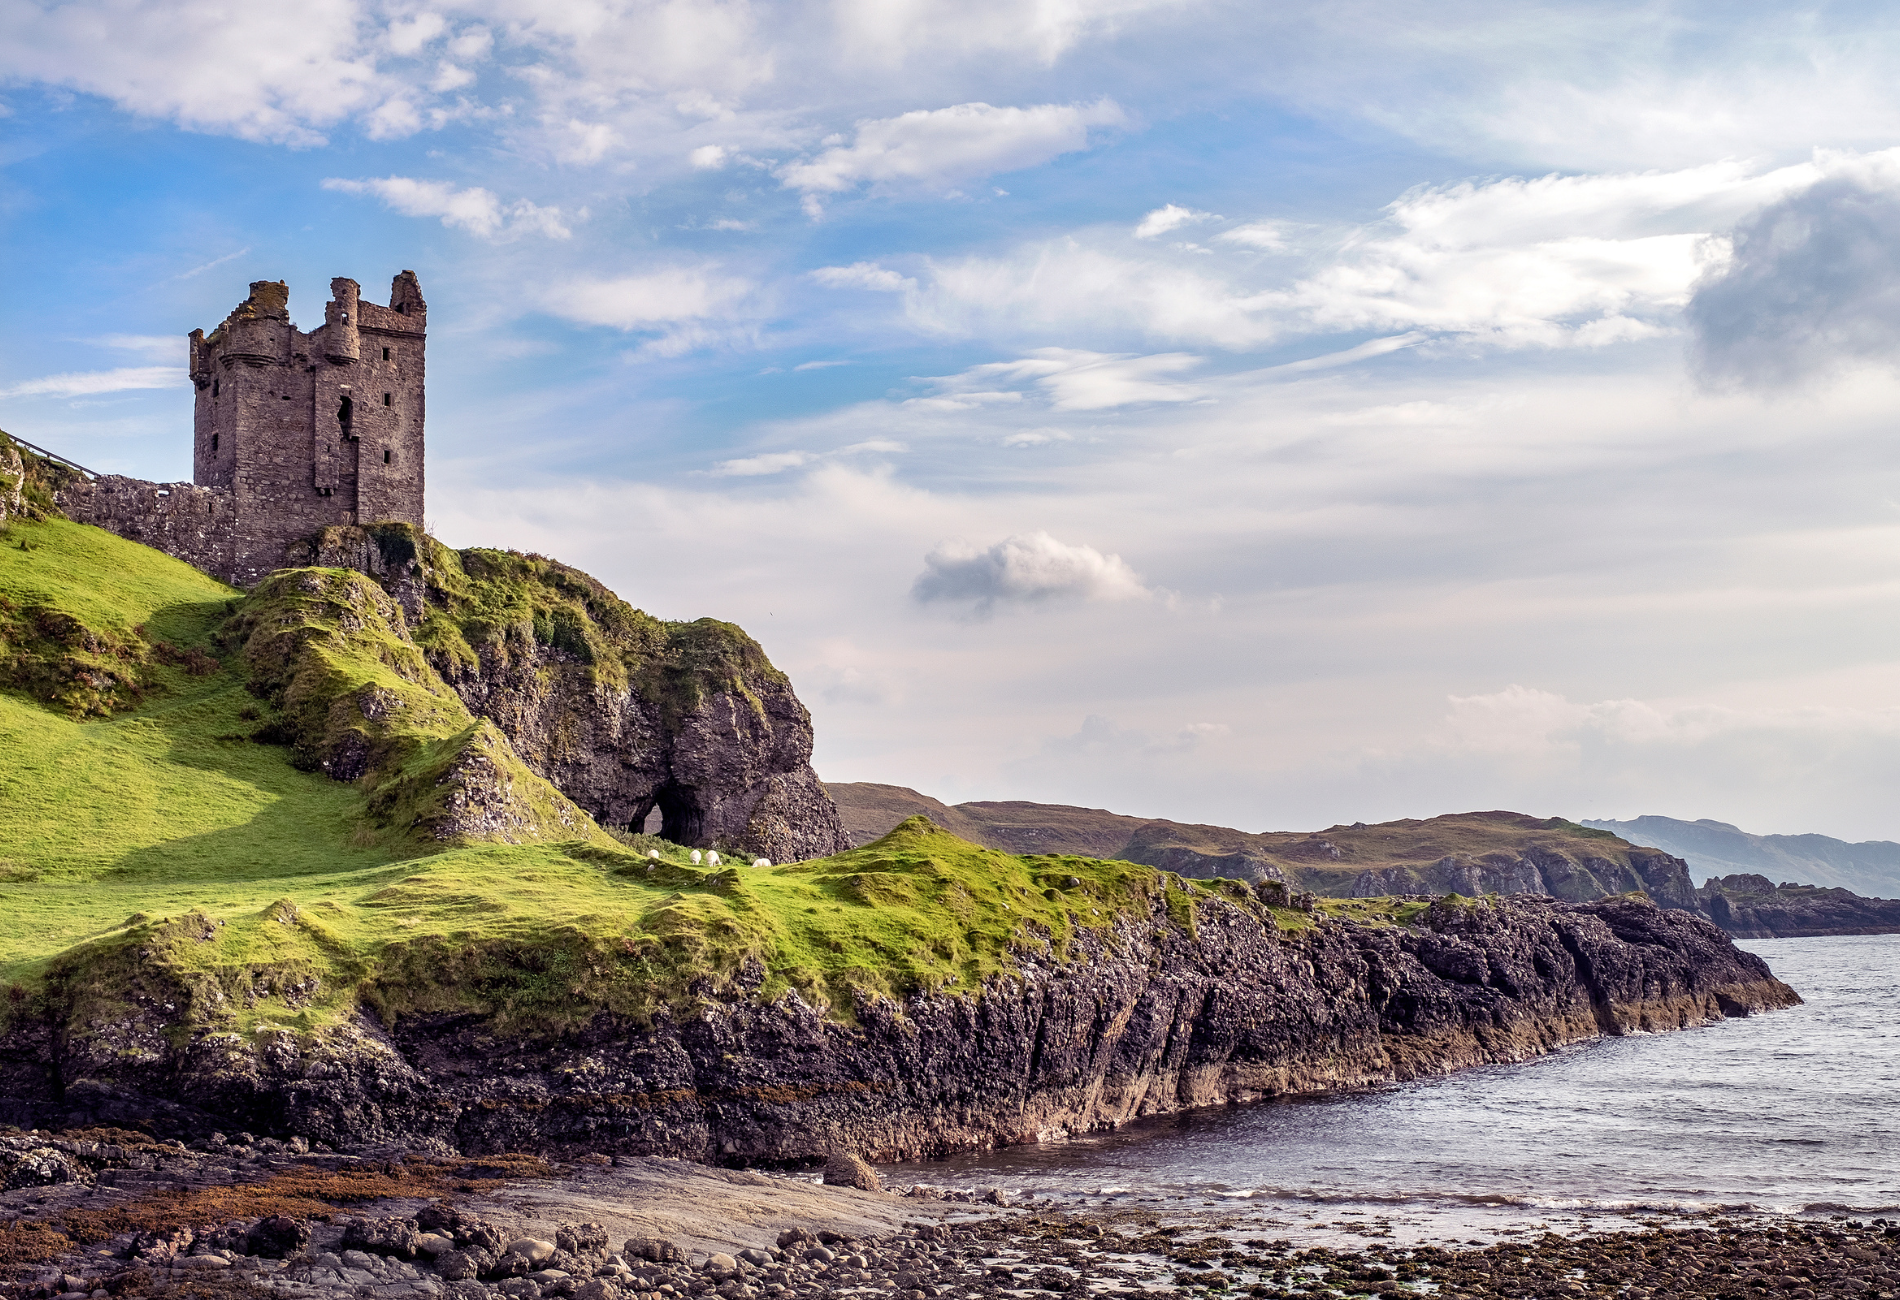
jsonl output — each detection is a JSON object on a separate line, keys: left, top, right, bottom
{"left": 653, "top": 784, "right": 705, "bottom": 846}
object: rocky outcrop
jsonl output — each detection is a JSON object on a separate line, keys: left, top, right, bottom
{"left": 1347, "top": 845, "right": 1698, "bottom": 910}
{"left": 0, "top": 439, "right": 23, "bottom": 528}
{"left": 306, "top": 525, "right": 849, "bottom": 862}
{"left": 1696, "top": 873, "right": 1900, "bottom": 938}
{"left": 223, "top": 567, "right": 600, "bottom": 847}
{"left": 1, "top": 891, "right": 1796, "bottom": 1159}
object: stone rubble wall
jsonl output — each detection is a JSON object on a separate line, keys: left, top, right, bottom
{"left": 54, "top": 475, "right": 241, "bottom": 585}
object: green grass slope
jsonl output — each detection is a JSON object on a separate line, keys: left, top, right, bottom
{"left": 0, "top": 511, "right": 1400, "bottom": 1059}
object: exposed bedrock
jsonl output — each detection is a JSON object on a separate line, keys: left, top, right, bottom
{"left": 5, "top": 894, "right": 1796, "bottom": 1158}
{"left": 1697, "top": 872, "right": 1900, "bottom": 938}
{"left": 306, "top": 524, "right": 849, "bottom": 862}
{"left": 1348, "top": 846, "right": 1699, "bottom": 911}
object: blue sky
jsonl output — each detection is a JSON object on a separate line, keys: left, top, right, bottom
{"left": 7, "top": 0, "right": 1900, "bottom": 839}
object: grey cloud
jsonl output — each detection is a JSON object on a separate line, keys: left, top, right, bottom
{"left": 911, "top": 531, "right": 1147, "bottom": 614}
{"left": 1689, "top": 176, "right": 1900, "bottom": 387}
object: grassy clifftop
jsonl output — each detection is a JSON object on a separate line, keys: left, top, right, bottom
{"left": 0, "top": 513, "right": 1292, "bottom": 1054}
{"left": 315, "top": 522, "right": 787, "bottom": 731}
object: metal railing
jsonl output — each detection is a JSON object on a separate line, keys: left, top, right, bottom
{"left": 2, "top": 433, "right": 97, "bottom": 480}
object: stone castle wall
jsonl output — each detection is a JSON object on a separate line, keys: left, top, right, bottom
{"left": 58, "top": 273, "right": 428, "bottom": 588}
{"left": 55, "top": 476, "right": 238, "bottom": 580}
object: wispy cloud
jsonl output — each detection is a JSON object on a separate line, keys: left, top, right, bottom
{"left": 810, "top": 262, "right": 916, "bottom": 292}
{"left": 915, "top": 349, "right": 1204, "bottom": 411}
{"left": 543, "top": 267, "right": 754, "bottom": 355}
{"left": 710, "top": 438, "right": 902, "bottom": 477}
{"left": 322, "top": 177, "right": 571, "bottom": 240}
{"left": 778, "top": 100, "right": 1125, "bottom": 213}
{"left": 0, "top": 366, "right": 183, "bottom": 399}
{"left": 1134, "top": 203, "right": 1217, "bottom": 238}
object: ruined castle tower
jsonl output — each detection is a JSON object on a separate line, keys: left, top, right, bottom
{"left": 55, "top": 271, "right": 428, "bottom": 587}
{"left": 188, "top": 274, "right": 427, "bottom": 581}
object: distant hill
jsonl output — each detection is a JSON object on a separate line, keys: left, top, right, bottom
{"left": 1583, "top": 815, "right": 1900, "bottom": 897}
{"left": 825, "top": 783, "right": 1699, "bottom": 909}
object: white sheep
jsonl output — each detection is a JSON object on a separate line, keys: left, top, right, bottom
{"left": 706, "top": 851, "right": 721, "bottom": 866}
{"left": 690, "top": 850, "right": 702, "bottom": 864}
{"left": 751, "top": 858, "right": 771, "bottom": 869}
{"left": 648, "top": 849, "right": 660, "bottom": 860}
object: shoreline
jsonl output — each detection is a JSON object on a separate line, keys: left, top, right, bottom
{"left": 2, "top": 1131, "right": 1894, "bottom": 1300}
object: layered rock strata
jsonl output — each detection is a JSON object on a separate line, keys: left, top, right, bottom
{"left": 6, "top": 892, "right": 1796, "bottom": 1160}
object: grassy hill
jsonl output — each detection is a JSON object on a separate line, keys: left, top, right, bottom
{"left": 3, "top": 510, "right": 1343, "bottom": 1052}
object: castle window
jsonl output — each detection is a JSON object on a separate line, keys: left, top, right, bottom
{"left": 383, "top": 393, "right": 391, "bottom": 407}
{"left": 382, "top": 347, "right": 390, "bottom": 360}
{"left": 212, "top": 433, "right": 219, "bottom": 453}
{"left": 337, "top": 395, "right": 354, "bottom": 440}
{"left": 212, "top": 379, "right": 219, "bottom": 397}
{"left": 384, "top": 449, "right": 392, "bottom": 465}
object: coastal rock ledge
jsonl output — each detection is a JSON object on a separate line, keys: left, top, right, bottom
{"left": 5, "top": 893, "right": 1796, "bottom": 1160}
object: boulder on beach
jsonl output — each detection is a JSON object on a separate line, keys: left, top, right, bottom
{"left": 822, "top": 1151, "right": 883, "bottom": 1191}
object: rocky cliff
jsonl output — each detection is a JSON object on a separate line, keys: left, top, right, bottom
{"left": 222, "top": 566, "right": 601, "bottom": 847}
{"left": 3, "top": 821, "right": 1796, "bottom": 1160}
{"left": 302, "top": 524, "right": 848, "bottom": 862}
{"left": 1696, "top": 873, "right": 1900, "bottom": 938}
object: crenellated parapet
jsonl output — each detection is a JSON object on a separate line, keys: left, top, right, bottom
{"left": 69, "top": 272, "right": 429, "bottom": 587}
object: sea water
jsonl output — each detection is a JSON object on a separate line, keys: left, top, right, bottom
{"left": 881, "top": 934, "right": 1900, "bottom": 1242}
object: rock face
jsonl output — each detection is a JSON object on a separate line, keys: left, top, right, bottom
{"left": 0, "top": 439, "right": 23, "bottom": 528}
{"left": 2, "top": 891, "right": 1796, "bottom": 1158}
{"left": 1346, "top": 846, "right": 1697, "bottom": 910}
{"left": 1696, "top": 873, "right": 1900, "bottom": 938}
{"left": 224, "top": 567, "right": 597, "bottom": 847}
{"left": 306, "top": 525, "right": 849, "bottom": 862}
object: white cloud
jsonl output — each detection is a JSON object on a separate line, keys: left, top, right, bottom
{"left": 899, "top": 158, "right": 1828, "bottom": 352}
{"left": 547, "top": 267, "right": 753, "bottom": 337}
{"left": 777, "top": 100, "right": 1125, "bottom": 204}
{"left": 1134, "top": 203, "right": 1216, "bottom": 238}
{"left": 1219, "top": 222, "right": 1289, "bottom": 251}
{"left": 0, "top": 366, "right": 184, "bottom": 399}
{"left": 714, "top": 450, "right": 817, "bottom": 476}
{"left": 0, "top": 0, "right": 393, "bottom": 145}
{"left": 809, "top": 262, "right": 917, "bottom": 292}
{"left": 690, "top": 144, "right": 729, "bottom": 169}
{"left": 918, "top": 348, "right": 1205, "bottom": 411}
{"left": 834, "top": 0, "right": 1195, "bottom": 67}
{"left": 447, "top": 25, "right": 492, "bottom": 60}
{"left": 385, "top": 13, "right": 447, "bottom": 57}
{"left": 710, "top": 437, "right": 904, "bottom": 476}
{"left": 556, "top": 120, "right": 617, "bottom": 164}
{"left": 912, "top": 531, "right": 1148, "bottom": 612}
{"left": 322, "top": 176, "right": 571, "bottom": 239}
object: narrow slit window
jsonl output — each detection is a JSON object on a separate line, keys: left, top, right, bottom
{"left": 337, "top": 395, "right": 354, "bottom": 440}
{"left": 382, "top": 347, "right": 390, "bottom": 360}
{"left": 383, "top": 392, "right": 391, "bottom": 407}
{"left": 383, "top": 449, "right": 392, "bottom": 464}
{"left": 211, "top": 433, "right": 219, "bottom": 453}
{"left": 212, "top": 379, "right": 220, "bottom": 397}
